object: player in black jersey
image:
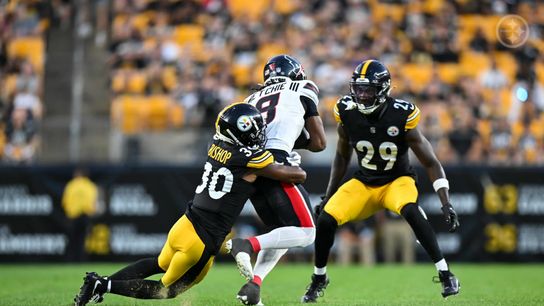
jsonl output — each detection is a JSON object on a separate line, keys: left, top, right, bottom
{"left": 302, "top": 60, "right": 460, "bottom": 303}
{"left": 73, "top": 103, "right": 306, "bottom": 306}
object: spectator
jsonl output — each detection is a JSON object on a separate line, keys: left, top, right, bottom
{"left": 448, "top": 111, "right": 482, "bottom": 162}
{"left": 13, "top": 83, "right": 43, "bottom": 119}
{"left": 3, "top": 108, "right": 38, "bottom": 164}
{"left": 479, "top": 59, "right": 508, "bottom": 89}
{"left": 336, "top": 221, "right": 375, "bottom": 266}
{"left": 469, "top": 28, "right": 490, "bottom": 53}
{"left": 62, "top": 167, "right": 99, "bottom": 262}
{"left": 377, "top": 211, "right": 415, "bottom": 264}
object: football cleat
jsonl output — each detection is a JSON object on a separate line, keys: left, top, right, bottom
{"left": 433, "top": 270, "right": 460, "bottom": 298}
{"left": 236, "top": 281, "right": 263, "bottom": 306}
{"left": 301, "top": 274, "right": 329, "bottom": 303}
{"left": 74, "top": 272, "right": 104, "bottom": 306}
{"left": 226, "top": 238, "right": 254, "bottom": 281}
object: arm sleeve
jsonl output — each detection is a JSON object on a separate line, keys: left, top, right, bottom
{"left": 405, "top": 105, "right": 421, "bottom": 130}
{"left": 300, "top": 95, "right": 319, "bottom": 118}
{"left": 333, "top": 103, "right": 342, "bottom": 124}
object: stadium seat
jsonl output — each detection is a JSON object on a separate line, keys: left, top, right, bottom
{"left": 1, "top": 74, "right": 18, "bottom": 98}
{"left": 494, "top": 52, "right": 517, "bottom": 84}
{"left": 232, "top": 64, "right": 252, "bottom": 87}
{"left": 401, "top": 63, "right": 433, "bottom": 91}
{"left": 536, "top": 61, "right": 544, "bottom": 85}
{"left": 126, "top": 72, "right": 147, "bottom": 94}
{"left": 460, "top": 52, "right": 491, "bottom": 78}
{"left": 169, "top": 103, "right": 185, "bottom": 128}
{"left": 371, "top": 4, "right": 405, "bottom": 23}
{"left": 228, "top": 0, "right": 270, "bottom": 21}
{"left": 274, "top": 0, "right": 298, "bottom": 15}
{"left": 437, "top": 64, "right": 460, "bottom": 84}
{"left": 173, "top": 25, "right": 204, "bottom": 46}
{"left": 146, "top": 95, "right": 170, "bottom": 131}
{"left": 161, "top": 67, "right": 178, "bottom": 91}
{"left": 7, "top": 37, "right": 45, "bottom": 73}
{"left": 111, "top": 95, "right": 147, "bottom": 134}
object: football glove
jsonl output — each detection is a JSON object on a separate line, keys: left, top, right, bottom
{"left": 441, "top": 203, "right": 460, "bottom": 233}
{"left": 287, "top": 151, "right": 302, "bottom": 167}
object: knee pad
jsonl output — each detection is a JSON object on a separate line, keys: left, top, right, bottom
{"left": 300, "top": 227, "right": 316, "bottom": 246}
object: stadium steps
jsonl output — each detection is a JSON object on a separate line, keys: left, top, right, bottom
{"left": 40, "top": 26, "right": 111, "bottom": 162}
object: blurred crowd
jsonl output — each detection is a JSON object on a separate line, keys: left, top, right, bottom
{"left": 108, "top": 0, "right": 544, "bottom": 165}
{"left": 0, "top": 1, "right": 53, "bottom": 164}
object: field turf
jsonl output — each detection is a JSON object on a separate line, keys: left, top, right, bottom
{"left": 0, "top": 263, "right": 543, "bottom": 305}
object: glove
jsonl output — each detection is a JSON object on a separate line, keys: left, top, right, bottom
{"left": 441, "top": 203, "right": 460, "bottom": 233}
{"left": 314, "top": 196, "right": 329, "bottom": 217}
{"left": 286, "top": 151, "right": 302, "bottom": 167}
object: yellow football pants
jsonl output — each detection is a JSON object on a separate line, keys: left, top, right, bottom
{"left": 157, "top": 215, "right": 214, "bottom": 288}
{"left": 324, "top": 176, "right": 418, "bottom": 225}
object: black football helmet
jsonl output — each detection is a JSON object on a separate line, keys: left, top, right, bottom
{"left": 263, "top": 54, "right": 306, "bottom": 85}
{"left": 350, "top": 59, "right": 391, "bottom": 114}
{"left": 215, "top": 103, "right": 267, "bottom": 148}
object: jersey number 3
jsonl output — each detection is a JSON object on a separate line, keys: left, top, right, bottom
{"left": 356, "top": 141, "right": 398, "bottom": 171}
{"left": 195, "top": 162, "right": 233, "bottom": 199}
{"left": 255, "top": 93, "right": 280, "bottom": 124}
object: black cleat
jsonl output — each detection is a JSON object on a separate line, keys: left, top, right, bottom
{"left": 433, "top": 270, "right": 460, "bottom": 298}
{"left": 74, "top": 272, "right": 105, "bottom": 306}
{"left": 236, "top": 281, "right": 263, "bottom": 305}
{"left": 301, "top": 274, "right": 329, "bottom": 303}
{"left": 226, "top": 238, "right": 255, "bottom": 281}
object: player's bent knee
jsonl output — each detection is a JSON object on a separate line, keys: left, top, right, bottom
{"left": 400, "top": 203, "right": 421, "bottom": 220}
{"left": 300, "top": 226, "right": 316, "bottom": 246}
{"left": 316, "top": 211, "right": 338, "bottom": 232}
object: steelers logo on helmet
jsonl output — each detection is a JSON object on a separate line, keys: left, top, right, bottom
{"left": 237, "top": 115, "right": 253, "bottom": 132}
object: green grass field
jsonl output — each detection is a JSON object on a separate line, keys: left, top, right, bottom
{"left": 0, "top": 263, "right": 543, "bottom": 306}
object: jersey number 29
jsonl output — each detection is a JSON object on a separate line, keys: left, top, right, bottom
{"left": 356, "top": 141, "right": 398, "bottom": 171}
{"left": 195, "top": 162, "right": 233, "bottom": 199}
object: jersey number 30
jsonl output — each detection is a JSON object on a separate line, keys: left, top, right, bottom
{"left": 195, "top": 162, "right": 233, "bottom": 199}
{"left": 356, "top": 141, "right": 398, "bottom": 171}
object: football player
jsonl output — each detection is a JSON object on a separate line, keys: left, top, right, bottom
{"left": 226, "top": 55, "right": 326, "bottom": 305}
{"left": 73, "top": 103, "right": 307, "bottom": 306}
{"left": 301, "top": 60, "right": 460, "bottom": 303}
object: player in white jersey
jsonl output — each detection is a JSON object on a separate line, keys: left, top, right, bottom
{"left": 226, "top": 55, "right": 326, "bottom": 305}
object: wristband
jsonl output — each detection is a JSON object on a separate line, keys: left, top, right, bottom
{"left": 433, "top": 178, "right": 449, "bottom": 192}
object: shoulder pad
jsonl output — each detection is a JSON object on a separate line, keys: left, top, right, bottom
{"left": 295, "top": 80, "right": 319, "bottom": 105}
{"left": 391, "top": 99, "right": 421, "bottom": 130}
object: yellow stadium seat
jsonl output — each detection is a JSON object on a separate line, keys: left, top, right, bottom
{"left": 422, "top": 0, "right": 444, "bottom": 14}
{"left": 111, "top": 95, "right": 146, "bottom": 134}
{"left": 437, "top": 63, "right": 460, "bottom": 84}
{"left": 126, "top": 72, "right": 147, "bottom": 94}
{"left": 481, "top": 16, "right": 502, "bottom": 42}
{"left": 229, "top": 0, "right": 270, "bottom": 21}
{"left": 2, "top": 74, "right": 18, "bottom": 98}
{"left": 460, "top": 52, "right": 491, "bottom": 77}
{"left": 169, "top": 103, "right": 185, "bottom": 128}
{"left": 274, "top": 0, "right": 298, "bottom": 15}
{"left": 111, "top": 71, "right": 126, "bottom": 93}
{"left": 232, "top": 64, "right": 252, "bottom": 87}
{"left": 161, "top": 67, "right": 178, "bottom": 91}
{"left": 7, "top": 37, "right": 45, "bottom": 73}
{"left": 146, "top": 95, "right": 170, "bottom": 131}
{"left": 401, "top": 63, "right": 433, "bottom": 91}
{"left": 536, "top": 61, "right": 544, "bottom": 85}
{"left": 132, "top": 13, "right": 151, "bottom": 32}
{"left": 494, "top": 52, "right": 517, "bottom": 84}
{"left": 372, "top": 4, "right": 405, "bottom": 23}
{"left": 499, "top": 88, "right": 512, "bottom": 111}
{"left": 173, "top": 25, "right": 204, "bottom": 45}
{"left": 459, "top": 15, "right": 480, "bottom": 35}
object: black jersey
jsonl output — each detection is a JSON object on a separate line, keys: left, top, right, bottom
{"left": 186, "top": 138, "right": 274, "bottom": 252}
{"left": 333, "top": 96, "right": 421, "bottom": 186}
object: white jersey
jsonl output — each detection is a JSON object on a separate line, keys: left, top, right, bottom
{"left": 244, "top": 79, "right": 320, "bottom": 153}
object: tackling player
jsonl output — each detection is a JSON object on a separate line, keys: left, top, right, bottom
{"left": 301, "top": 60, "right": 460, "bottom": 303}
{"left": 226, "top": 55, "right": 326, "bottom": 305}
{"left": 73, "top": 103, "right": 306, "bottom": 306}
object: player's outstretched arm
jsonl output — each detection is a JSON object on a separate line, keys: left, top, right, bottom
{"left": 253, "top": 164, "right": 307, "bottom": 184}
{"left": 324, "top": 124, "right": 352, "bottom": 199}
{"left": 406, "top": 127, "right": 459, "bottom": 232}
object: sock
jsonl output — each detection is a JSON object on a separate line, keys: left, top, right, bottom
{"left": 401, "top": 203, "right": 444, "bottom": 263}
{"left": 110, "top": 279, "right": 175, "bottom": 299}
{"left": 314, "top": 266, "right": 326, "bottom": 275}
{"left": 314, "top": 212, "right": 338, "bottom": 268}
{"left": 254, "top": 226, "right": 315, "bottom": 250}
{"left": 252, "top": 275, "right": 262, "bottom": 286}
{"left": 252, "top": 248, "right": 288, "bottom": 282}
{"left": 434, "top": 258, "right": 448, "bottom": 272}
{"left": 109, "top": 257, "right": 164, "bottom": 280}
